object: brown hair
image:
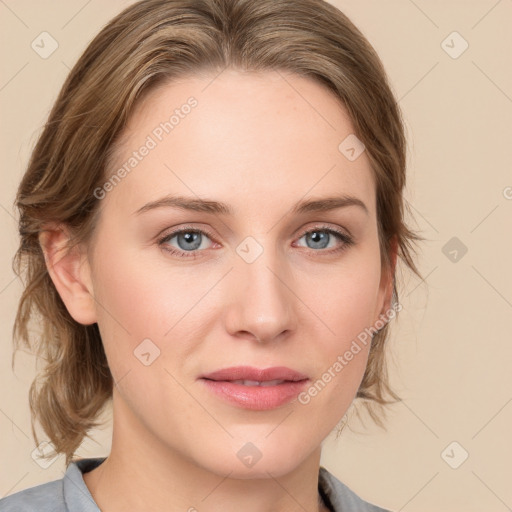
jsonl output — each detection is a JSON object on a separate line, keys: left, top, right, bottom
{"left": 12, "top": 0, "right": 421, "bottom": 466}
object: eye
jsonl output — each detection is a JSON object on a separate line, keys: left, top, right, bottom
{"left": 294, "top": 225, "right": 354, "bottom": 254}
{"left": 157, "top": 227, "right": 216, "bottom": 258}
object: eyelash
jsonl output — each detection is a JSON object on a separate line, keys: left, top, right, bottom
{"left": 157, "top": 224, "right": 354, "bottom": 259}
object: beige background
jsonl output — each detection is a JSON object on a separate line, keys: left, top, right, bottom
{"left": 1, "top": 1, "right": 511, "bottom": 511}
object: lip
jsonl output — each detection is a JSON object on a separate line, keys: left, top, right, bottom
{"left": 201, "top": 365, "right": 309, "bottom": 382}
{"left": 199, "top": 366, "right": 310, "bottom": 410}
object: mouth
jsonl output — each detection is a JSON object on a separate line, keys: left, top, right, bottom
{"left": 199, "top": 366, "right": 310, "bottom": 410}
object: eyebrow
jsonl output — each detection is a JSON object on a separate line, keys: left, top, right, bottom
{"left": 133, "top": 194, "right": 369, "bottom": 216}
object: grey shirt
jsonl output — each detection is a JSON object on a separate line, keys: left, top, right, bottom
{"left": 0, "top": 457, "right": 391, "bottom": 511}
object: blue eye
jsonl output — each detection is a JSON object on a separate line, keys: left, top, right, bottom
{"left": 296, "top": 228, "right": 353, "bottom": 251}
{"left": 158, "top": 228, "right": 214, "bottom": 258}
{"left": 157, "top": 225, "right": 353, "bottom": 258}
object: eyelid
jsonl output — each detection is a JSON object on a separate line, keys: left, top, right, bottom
{"left": 295, "top": 222, "right": 353, "bottom": 241}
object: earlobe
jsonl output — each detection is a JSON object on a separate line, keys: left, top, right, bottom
{"left": 39, "top": 223, "right": 97, "bottom": 326}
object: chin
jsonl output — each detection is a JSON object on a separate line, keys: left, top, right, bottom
{"left": 197, "top": 436, "right": 316, "bottom": 480}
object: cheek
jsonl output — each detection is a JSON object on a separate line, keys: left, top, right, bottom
{"left": 92, "top": 237, "right": 181, "bottom": 334}
{"left": 300, "top": 245, "right": 382, "bottom": 407}
{"left": 89, "top": 239, "right": 166, "bottom": 375}
{"left": 312, "top": 246, "right": 383, "bottom": 340}
{"left": 90, "top": 237, "right": 215, "bottom": 384}
{"left": 93, "top": 262, "right": 155, "bottom": 338}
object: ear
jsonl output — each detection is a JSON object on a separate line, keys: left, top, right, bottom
{"left": 38, "top": 223, "right": 97, "bottom": 325}
{"left": 376, "top": 235, "right": 399, "bottom": 319}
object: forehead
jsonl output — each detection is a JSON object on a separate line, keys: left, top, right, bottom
{"left": 103, "top": 69, "right": 376, "bottom": 218}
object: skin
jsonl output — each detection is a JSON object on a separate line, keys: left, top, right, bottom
{"left": 40, "top": 69, "right": 396, "bottom": 512}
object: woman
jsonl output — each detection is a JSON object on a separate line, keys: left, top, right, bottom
{"left": 2, "top": 0, "right": 420, "bottom": 510}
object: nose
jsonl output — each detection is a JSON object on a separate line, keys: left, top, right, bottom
{"left": 224, "top": 243, "right": 297, "bottom": 344}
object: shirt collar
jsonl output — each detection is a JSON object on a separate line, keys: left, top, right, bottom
{"left": 63, "top": 457, "right": 105, "bottom": 511}
{"left": 64, "top": 458, "right": 352, "bottom": 512}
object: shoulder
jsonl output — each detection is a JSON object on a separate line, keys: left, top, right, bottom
{"left": 319, "top": 466, "right": 393, "bottom": 512}
{"left": 0, "top": 479, "right": 65, "bottom": 512}
{"left": 0, "top": 457, "right": 105, "bottom": 512}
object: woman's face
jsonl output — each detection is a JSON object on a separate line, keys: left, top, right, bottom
{"left": 83, "top": 69, "right": 393, "bottom": 477}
